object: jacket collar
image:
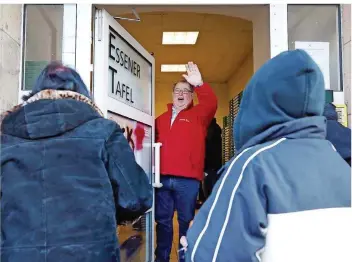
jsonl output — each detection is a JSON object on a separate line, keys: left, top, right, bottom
{"left": 0, "top": 90, "right": 103, "bottom": 135}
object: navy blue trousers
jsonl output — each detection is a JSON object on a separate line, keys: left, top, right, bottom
{"left": 155, "top": 176, "right": 200, "bottom": 262}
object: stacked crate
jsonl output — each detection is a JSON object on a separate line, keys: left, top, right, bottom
{"left": 232, "top": 92, "right": 242, "bottom": 155}
{"left": 222, "top": 116, "right": 231, "bottom": 164}
{"left": 222, "top": 92, "right": 243, "bottom": 164}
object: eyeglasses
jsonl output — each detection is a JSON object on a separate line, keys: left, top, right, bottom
{"left": 174, "top": 89, "right": 192, "bottom": 95}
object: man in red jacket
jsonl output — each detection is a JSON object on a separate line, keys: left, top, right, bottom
{"left": 155, "top": 62, "right": 217, "bottom": 262}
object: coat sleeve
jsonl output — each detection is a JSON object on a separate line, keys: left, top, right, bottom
{"left": 105, "top": 124, "right": 153, "bottom": 224}
{"left": 193, "top": 83, "right": 218, "bottom": 127}
{"left": 185, "top": 159, "right": 268, "bottom": 262}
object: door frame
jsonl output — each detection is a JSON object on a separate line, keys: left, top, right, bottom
{"left": 269, "top": 4, "right": 288, "bottom": 58}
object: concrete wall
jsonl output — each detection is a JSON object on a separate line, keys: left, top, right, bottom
{"left": 227, "top": 53, "right": 254, "bottom": 99}
{"left": 208, "top": 82, "right": 229, "bottom": 127}
{"left": 342, "top": 4, "right": 351, "bottom": 127}
{"left": 0, "top": 4, "right": 22, "bottom": 113}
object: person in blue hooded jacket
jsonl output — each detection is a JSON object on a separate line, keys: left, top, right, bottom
{"left": 0, "top": 62, "right": 153, "bottom": 262}
{"left": 323, "top": 102, "right": 351, "bottom": 165}
{"left": 183, "top": 50, "right": 351, "bottom": 262}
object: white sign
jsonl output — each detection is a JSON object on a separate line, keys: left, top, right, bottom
{"left": 108, "top": 112, "right": 152, "bottom": 178}
{"left": 295, "top": 41, "right": 330, "bottom": 90}
{"left": 108, "top": 26, "right": 152, "bottom": 115}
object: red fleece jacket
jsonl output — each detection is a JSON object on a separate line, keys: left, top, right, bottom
{"left": 155, "top": 83, "right": 218, "bottom": 181}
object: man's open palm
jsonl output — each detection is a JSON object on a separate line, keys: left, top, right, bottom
{"left": 183, "top": 62, "right": 203, "bottom": 87}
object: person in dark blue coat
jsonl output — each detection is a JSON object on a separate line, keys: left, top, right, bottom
{"left": 323, "top": 103, "right": 351, "bottom": 165}
{"left": 0, "top": 62, "right": 153, "bottom": 262}
{"left": 183, "top": 50, "right": 351, "bottom": 262}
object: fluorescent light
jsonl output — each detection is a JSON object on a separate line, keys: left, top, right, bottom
{"left": 162, "top": 32, "right": 199, "bottom": 45}
{"left": 161, "top": 64, "right": 187, "bottom": 72}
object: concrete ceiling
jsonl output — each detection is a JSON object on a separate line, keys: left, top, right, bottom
{"left": 98, "top": 6, "right": 253, "bottom": 84}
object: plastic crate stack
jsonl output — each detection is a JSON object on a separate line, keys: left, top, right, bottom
{"left": 233, "top": 92, "right": 242, "bottom": 156}
{"left": 232, "top": 92, "right": 242, "bottom": 155}
{"left": 222, "top": 92, "right": 243, "bottom": 164}
{"left": 222, "top": 116, "right": 231, "bottom": 164}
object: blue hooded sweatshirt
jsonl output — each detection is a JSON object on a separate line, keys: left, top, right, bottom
{"left": 185, "top": 50, "right": 351, "bottom": 262}
{"left": 1, "top": 63, "right": 153, "bottom": 262}
{"left": 323, "top": 103, "right": 351, "bottom": 165}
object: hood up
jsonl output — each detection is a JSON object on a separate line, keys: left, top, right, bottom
{"left": 29, "top": 61, "right": 92, "bottom": 99}
{"left": 1, "top": 90, "right": 103, "bottom": 139}
{"left": 234, "top": 49, "right": 327, "bottom": 152}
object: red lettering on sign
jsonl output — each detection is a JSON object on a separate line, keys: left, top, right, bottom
{"left": 134, "top": 123, "right": 145, "bottom": 151}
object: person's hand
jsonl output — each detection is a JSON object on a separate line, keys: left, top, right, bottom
{"left": 183, "top": 62, "right": 203, "bottom": 87}
{"left": 180, "top": 236, "right": 188, "bottom": 251}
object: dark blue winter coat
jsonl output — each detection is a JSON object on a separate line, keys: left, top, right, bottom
{"left": 323, "top": 103, "right": 351, "bottom": 165}
{"left": 0, "top": 64, "right": 153, "bottom": 262}
{"left": 186, "top": 50, "right": 351, "bottom": 262}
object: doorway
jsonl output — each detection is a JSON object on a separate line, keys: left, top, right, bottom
{"left": 101, "top": 4, "right": 270, "bottom": 161}
{"left": 91, "top": 5, "right": 270, "bottom": 262}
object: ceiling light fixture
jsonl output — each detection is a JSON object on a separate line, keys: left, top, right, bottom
{"left": 162, "top": 32, "right": 199, "bottom": 45}
{"left": 161, "top": 64, "right": 187, "bottom": 72}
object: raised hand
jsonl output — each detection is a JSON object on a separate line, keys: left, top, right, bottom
{"left": 183, "top": 62, "right": 203, "bottom": 87}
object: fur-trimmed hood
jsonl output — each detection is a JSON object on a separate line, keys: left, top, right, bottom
{"left": 1, "top": 89, "right": 103, "bottom": 139}
{"left": 1, "top": 88, "right": 153, "bottom": 262}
